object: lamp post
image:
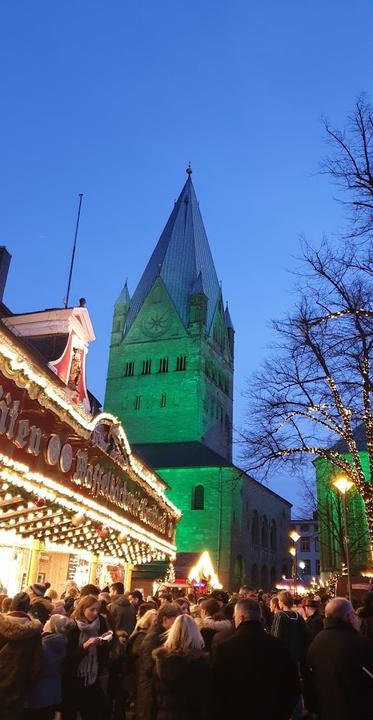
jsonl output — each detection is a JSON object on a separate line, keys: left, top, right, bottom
{"left": 299, "top": 560, "right": 306, "bottom": 574}
{"left": 289, "top": 530, "right": 301, "bottom": 595}
{"left": 333, "top": 476, "right": 354, "bottom": 602}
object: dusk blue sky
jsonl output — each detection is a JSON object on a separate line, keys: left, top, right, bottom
{"left": 1, "top": 1, "right": 372, "bottom": 511}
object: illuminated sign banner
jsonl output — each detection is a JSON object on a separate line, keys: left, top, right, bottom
{"left": 0, "top": 375, "right": 175, "bottom": 543}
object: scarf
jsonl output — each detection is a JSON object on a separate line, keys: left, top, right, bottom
{"left": 76, "top": 616, "right": 100, "bottom": 686}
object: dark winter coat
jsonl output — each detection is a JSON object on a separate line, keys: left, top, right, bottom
{"left": 195, "top": 616, "right": 232, "bottom": 652}
{"left": 0, "top": 612, "right": 42, "bottom": 716}
{"left": 357, "top": 605, "right": 373, "bottom": 639}
{"left": 137, "top": 622, "right": 166, "bottom": 720}
{"left": 271, "top": 609, "right": 309, "bottom": 665}
{"left": 126, "top": 627, "right": 147, "bottom": 696}
{"left": 212, "top": 620, "right": 300, "bottom": 720}
{"left": 63, "top": 613, "right": 110, "bottom": 685}
{"left": 108, "top": 594, "right": 137, "bottom": 637}
{"left": 154, "top": 648, "right": 211, "bottom": 720}
{"left": 26, "top": 631, "right": 68, "bottom": 708}
{"left": 29, "top": 596, "right": 53, "bottom": 624}
{"left": 306, "top": 617, "right": 373, "bottom": 720}
{"left": 306, "top": 610, "right": 324, "bottom": 640}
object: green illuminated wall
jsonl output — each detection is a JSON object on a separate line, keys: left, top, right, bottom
{"left": 158, "top": 465, "right": 233, "bottom": 588}
{"left": 105, "top": 277, "right": 233, "bottom": 461}
{"left": 315, "top": 452, "right": 371, "bottom": 574}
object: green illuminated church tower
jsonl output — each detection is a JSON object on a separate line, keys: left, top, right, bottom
{"left": 105, "top": 170, "right": 291, "bottom": 589}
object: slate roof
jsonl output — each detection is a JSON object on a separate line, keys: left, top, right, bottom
{"left": 124, "top": 174, "right": 222, "bottom": 333}
{"left": 133, "top": 442, "right": 229, "bottom": 468}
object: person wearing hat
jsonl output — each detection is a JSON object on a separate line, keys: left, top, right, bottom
{"left": 27, "top": 583, "right": 53, "bottom": 625}
{"left": 304, "top": 599, "right": 324, "bottom": 640}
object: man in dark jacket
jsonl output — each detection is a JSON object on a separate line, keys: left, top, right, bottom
{"left": 0, "top": 592, "right": 42, "bottom": 720}
{"left": 108, "top": 582, "right": 137, "bottom": 637}
{"left": 212, "top": 599, "right": 300, "bottom": 720}
{"left": 137, "top": 603, "right": 182, "bottom": 720}
{"left": 304, "top": 599, "right": 324, "bottom": 640}
{"left": 306, "top": 597, "right": 373, "bottom": 720}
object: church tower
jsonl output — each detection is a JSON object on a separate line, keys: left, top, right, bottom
{"left": 105, "top": 169, "right": 234, "bottom": 463}
{"left": 105, "top": 170, "right": 292, "bottom": 591}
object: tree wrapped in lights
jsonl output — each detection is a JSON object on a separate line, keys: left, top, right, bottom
{"left": 241, "top": 98, "right": 373, "bottom": 554}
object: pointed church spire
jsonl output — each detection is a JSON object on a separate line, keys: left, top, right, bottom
{"left": 123, "top": 173, "right": 221, "bottom": 333}
{"left": 115, "top": 280, "right": 131, "bottom": 306}
{"left": 225, "top": 302, "right": 234, "bottom": 330}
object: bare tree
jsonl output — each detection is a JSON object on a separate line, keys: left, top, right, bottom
{"left": 322, "top": 94, "right": 373, "bottom": 240}
{"left": 241, "top": 99, "right": 373, "bottom": 553}
{"left": 241, "top": 237, "right": 373, "bottom": 549}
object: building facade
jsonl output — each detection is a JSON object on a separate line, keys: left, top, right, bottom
{"left": 290, "top": 517, "right": 320, "bottom": 583}
{"left": 105, "top": 171, "right": 291, "bottom": 589}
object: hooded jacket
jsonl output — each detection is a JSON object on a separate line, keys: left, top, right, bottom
{"left": 153, "top": 648, "right": 211, "bottom": 720}
{"left": 26, "top": 631, "right": 68, "bottom": 708}
{"left": 271, "top": 609, "right": 309, "bottom": 664}
{"left": 0, "top": 613, "right": 42, "bottom": 715}
{"left": 108, "top": 594, "right": 137, "bottom": 637}
{"left": 195, "top": 616, "right": 232, "bottom": 652}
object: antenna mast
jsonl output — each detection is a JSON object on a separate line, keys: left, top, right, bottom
{"left": 65, "top": 193, "right": 83, "bottom": 308}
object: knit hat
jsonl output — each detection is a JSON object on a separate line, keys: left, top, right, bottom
{"left": 30, "top": 583, "right": 48, "bottom": 597}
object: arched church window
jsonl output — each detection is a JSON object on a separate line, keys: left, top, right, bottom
{"left": 176, "top": 356, "right": 186, "bottom": 371}
{"left": 270, "top": 520, "right": 277, "bottom": 550}
{"left": 192, "top": 485, "right": 204, "bottom": 510}
{"left": 251, "top": 512, "right": 259, "bottom": 545}
{"left": 261, "top": 516, "right": 269, "bottom": 547}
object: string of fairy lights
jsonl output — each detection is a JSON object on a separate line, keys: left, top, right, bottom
{"left": 0, "top": 332, "right": 180, "bottom": 566}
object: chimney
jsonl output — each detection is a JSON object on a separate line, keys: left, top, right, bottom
{"left": 0, "top": 247, "right": 11, "bottom": 302}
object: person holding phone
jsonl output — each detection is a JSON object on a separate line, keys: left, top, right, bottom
{"left": 61, "top": 594, "right": 112, "bottom": 720}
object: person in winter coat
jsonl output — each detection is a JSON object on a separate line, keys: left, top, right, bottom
{"left": 212, "top": 599, "right": 300, "bottom": 720}
{"left": 137, "top": 603, "right": 182, "bottom": 720}
{"left": 153, "top": 614, "right": 211, "bottom": 720}
{"left": 127, "top": 609, "right": 158, "bottom": 710}
{"left": 108, "top": 582, "right": 137, "bottom": 638}
{"left": 304, "top": 599, "right": 324, "bottom": 640}
{"left": 27, "top": 583, "right": 53, "bottom": 624}
{"left": 61, "top": 593, "right": 112, "bottom": 720}
{"left": 306, "top": 597, "right": 373, "bottom": 720}
{"left": 0, "top": 592, "right": 43, "bottom": 720}
{"left": 271, "top": 590, "right": 309, "bottom": 720}
{"left": 25, "top": 613, "right": 74, "bottom": 719}
{"left": 357, "top": 591, "right": 373, "bottom": 639}
{"left": 271, "top": 590, "right": 310, "bottom": 666}
{"left": 195, "top": 598, "right": 231, "bottom": 652}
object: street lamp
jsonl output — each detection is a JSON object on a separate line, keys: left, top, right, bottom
{"left": 299, "top": 560, "right": 306, "bottom": 573}
{"left": 333, "top": 475, "right": 354, "bottom": 602}
{"left": 289, "top": 530, "right": 301, "bottom": 594}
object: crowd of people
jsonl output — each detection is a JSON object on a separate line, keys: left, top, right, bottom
{"left": 0, "top": 579, "right": 372, "bottom": 720}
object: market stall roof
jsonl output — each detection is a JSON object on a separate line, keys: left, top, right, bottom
{"left": 0, "top": 321, "right": 180, "bottom": 564}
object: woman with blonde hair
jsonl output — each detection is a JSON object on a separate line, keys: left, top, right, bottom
{"left": 127, "top": 609, "right": 157, "bottom": 711}
{"left": 153, "top": 614, "right": 212, "bottom": 720}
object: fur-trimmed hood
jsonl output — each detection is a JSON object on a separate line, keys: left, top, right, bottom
{"left": 195, "top": 617, "right": 232, "bottom": 632}
{"left": 0, "top": 614, "right": 42, "bottom": 642}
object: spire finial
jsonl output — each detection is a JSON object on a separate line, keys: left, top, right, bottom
{"left": 186, "top": 162, "right": 192, "bottom": 175}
